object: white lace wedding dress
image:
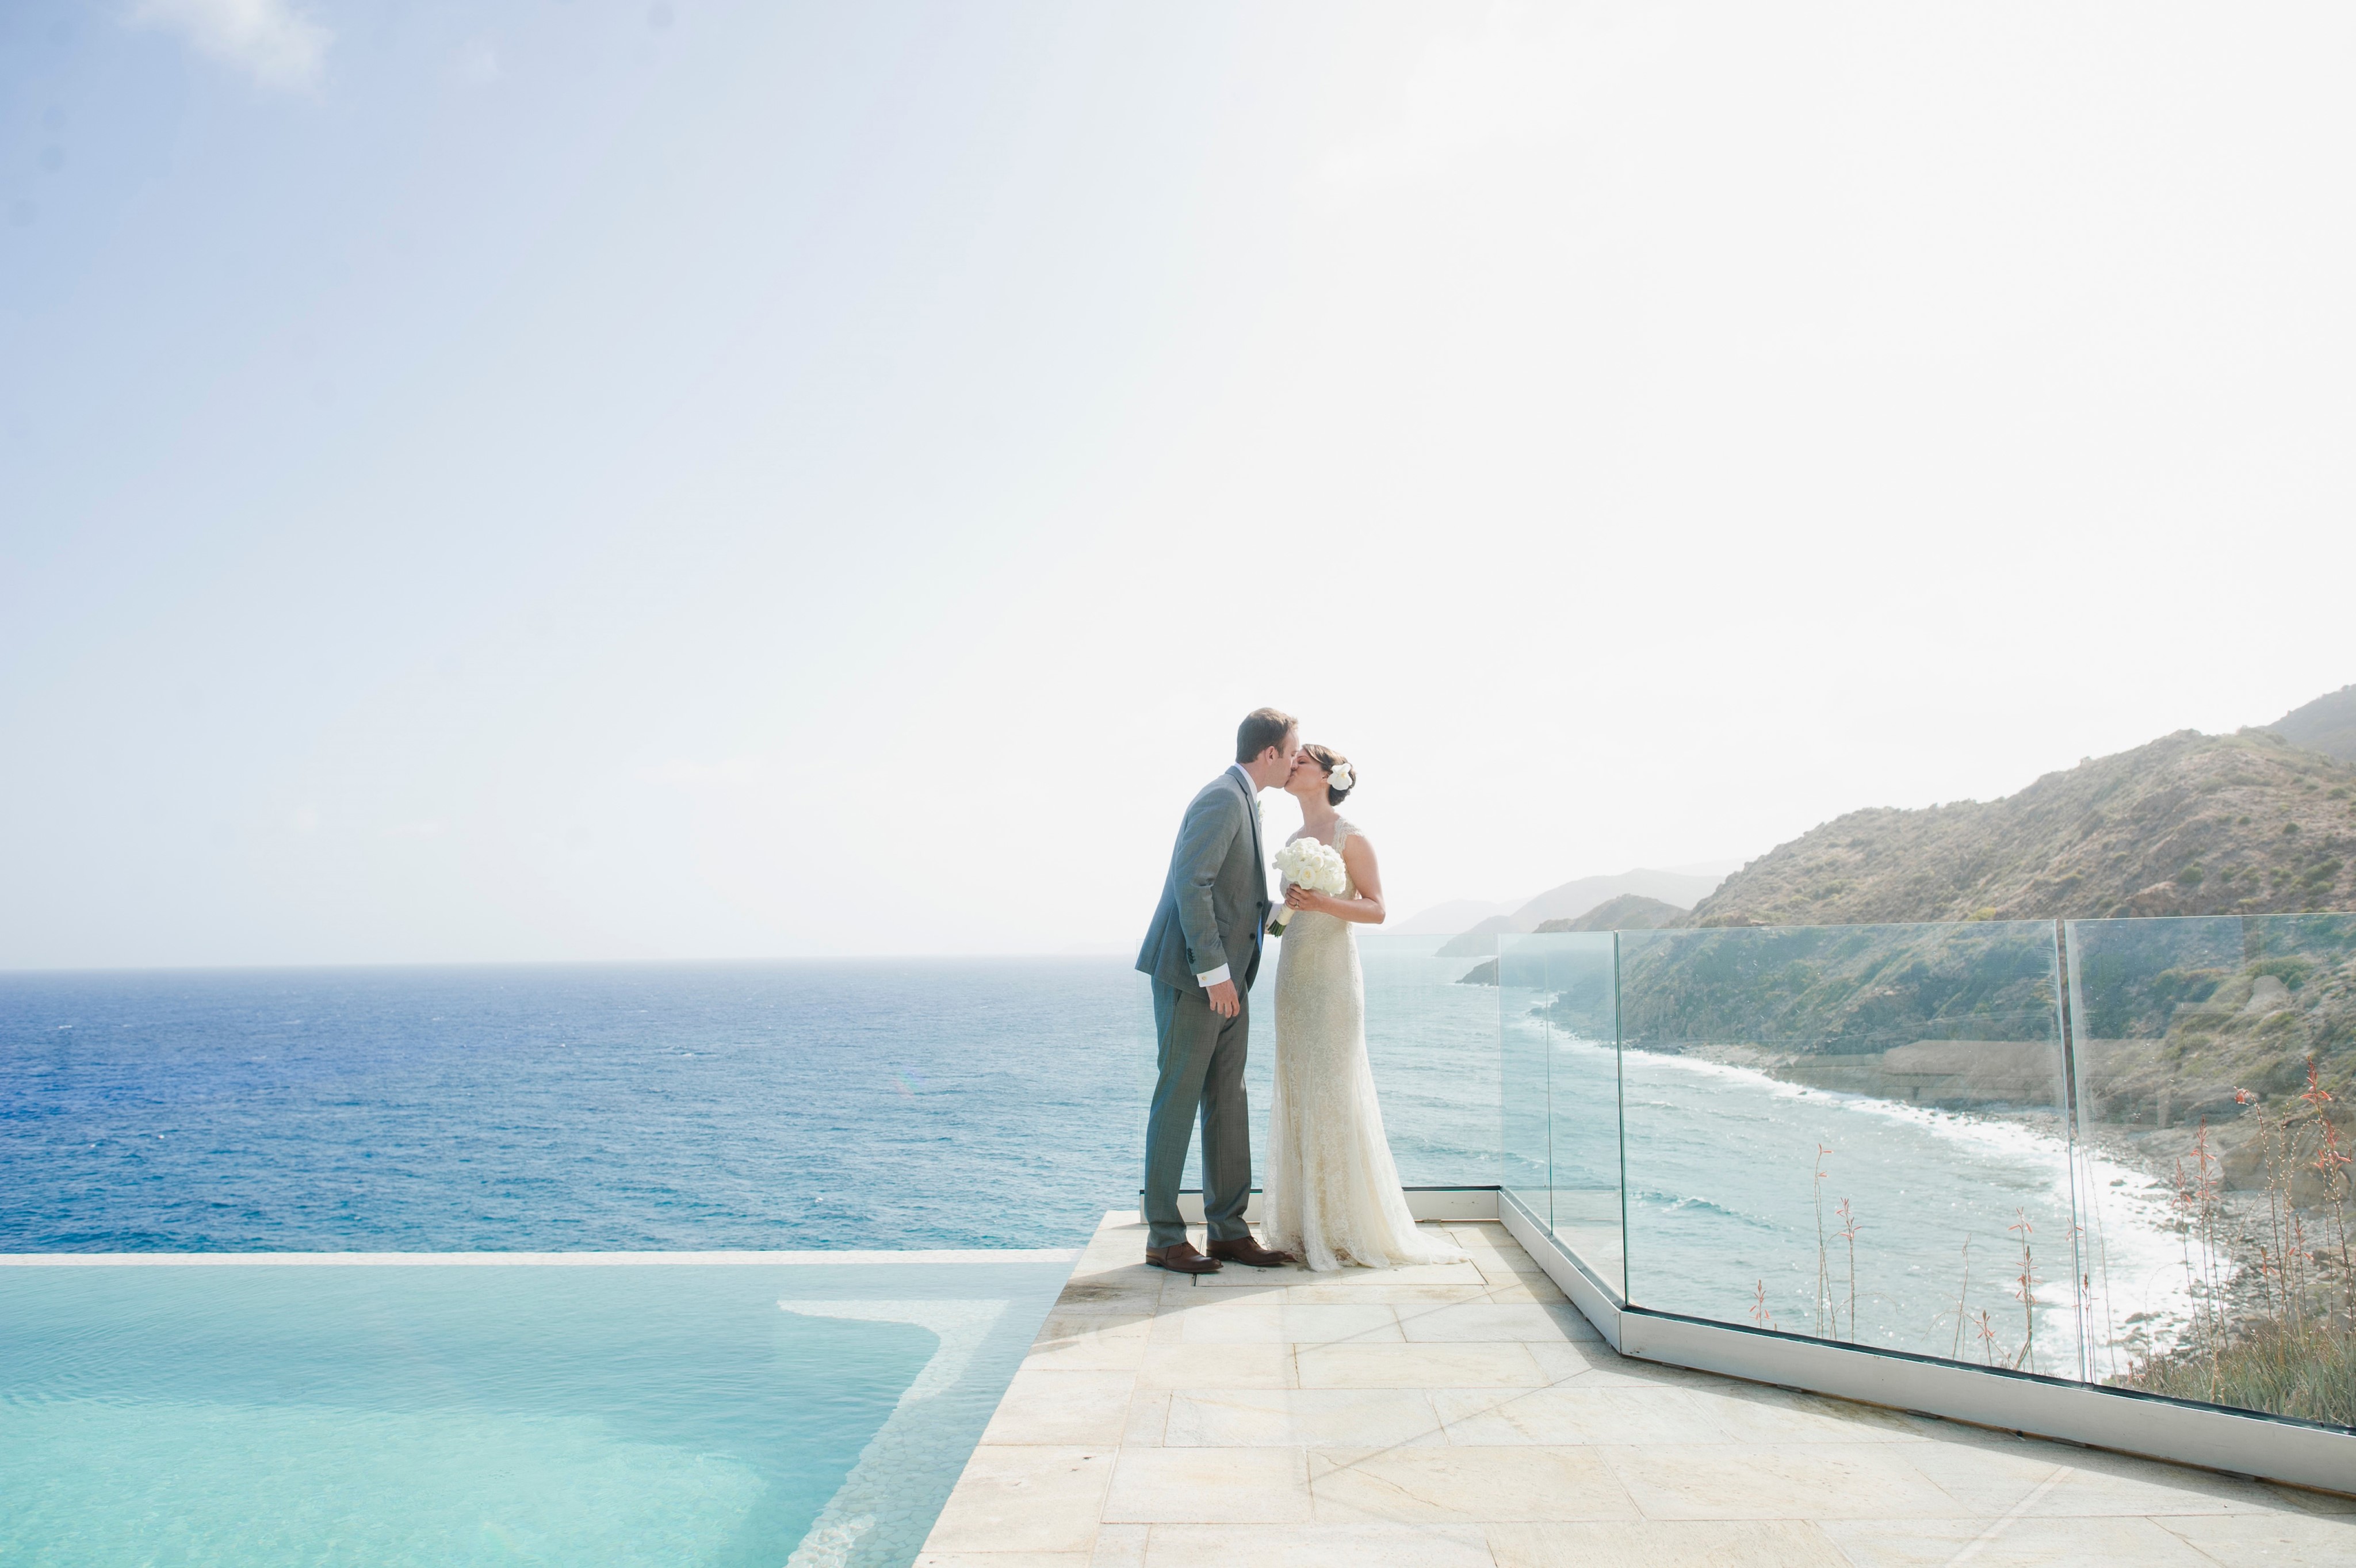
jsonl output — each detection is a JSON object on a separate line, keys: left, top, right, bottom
{"left": 1263, "top": 819, "right": 1467, "bottom": 1272}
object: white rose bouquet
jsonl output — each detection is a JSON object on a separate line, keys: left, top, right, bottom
{"left": 1268, "top": 837, "right": 1348, "bottom": 938}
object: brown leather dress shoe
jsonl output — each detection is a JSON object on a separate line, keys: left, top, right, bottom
{"left": 1206, "top": 1236, "right": 1293, "bottom": 1268}
{"left": 1145, "top": 1241, "right": 1222, "bottom": 1274}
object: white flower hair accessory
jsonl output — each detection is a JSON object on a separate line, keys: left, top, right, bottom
{"left": 1328, "top": 762, "right": 1355, "bottom": 791}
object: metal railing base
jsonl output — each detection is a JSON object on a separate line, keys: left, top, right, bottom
{"left": 1496, "top": 1186, "right": 2355, "bottom": 1498}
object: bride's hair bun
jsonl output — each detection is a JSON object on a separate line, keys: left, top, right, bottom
{"left": 1302, "top": 744, "right": 1355, "bottom": 806}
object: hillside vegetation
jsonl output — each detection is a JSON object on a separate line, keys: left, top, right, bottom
{"left": 1688, "top": 729, "right": 2356, "bottom": 929}
{"left": 1609, "top": 726, "right": 2356, "bottom": 1109}
{"left": 2269, "top": 683, "right": 2356, "bottom": 763}
{"left": 1536, "top": 894, "right": 1687, "bottom": 933}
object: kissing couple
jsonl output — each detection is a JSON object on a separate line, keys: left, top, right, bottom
{"left": 1133, "top": 707, "right": 1466, "bottom": 1275}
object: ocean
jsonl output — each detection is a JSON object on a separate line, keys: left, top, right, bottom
{"left": 1, "top": 947, "right": 2183, "bottom": 1370}
{"left": 0, "top": 950, "right": 1502, "bottom": 1255}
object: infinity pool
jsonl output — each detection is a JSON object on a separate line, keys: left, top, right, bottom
{"left": 0, "top": 1253, "right": 1072, "bottom": 1567}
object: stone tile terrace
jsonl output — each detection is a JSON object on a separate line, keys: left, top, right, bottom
{"left": 916, "top": 1213, "right": 2355, "bottom": 1567}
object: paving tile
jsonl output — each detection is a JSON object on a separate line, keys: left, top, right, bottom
{"left": 1899, "top": 1439, "right": 2291, "bottom": 1517}
{"left": 1279, "top": 1304, "right": 1402, "bottom": 1344}
{"left": 923, "top": 1445, "right": 1115, "bottom": 1555}
{"left": 1135, "top": 1343, "right": 1296, "bottom": 1390}
{"left": 1602, "top": 1443, "right": 1965, "bottom": 1520}
{"left": 1033, "top": 1310, "right": 1155, "bottom": 1341}
{"left": 2155, "top": 1511, "right": 2356, "bottom": 1566}
{"left": 1166, "top": 1302, "right": 1284, "bottom": 1344}
{"left": 1290, "top": 1260, "right": 1490, "bottom": 1287}
{"left": 1432, "top": 1383, "right": 1738, "bottom": 1445}
{"left": 1438, "top": 1222, "right": 1525, "bottom": 1251}
{"left": 1122, "top": 1390, "right": 1169, "bottom": 1447}
{"left": 982, "top": 1368, "right": 1140, "bottom": 1446}
{"left": 1523, "top": 1339, "right": 1725, "bottom": 1389}
{"left": 1821, "top": 1513, "right": 2224, "bottom": 1566}
{"left": 1296, "top": 1341, "right": 1547, "bottom": 1389}
{"left": 1102, "top": 1445, "right": 1312, "bottom": 1524}
{"left": 1164, "top": 1387, "right": 1447, "bottom": 1449}
{"left": 1685, "top": 1383, "right": 1923, "bottom": 1444}
{"left": 933, "top": 1211, "right": 2340, "bottom": 1568}
{"left": 1282, "top": 1282, "right": 1492, "bottom": 1305}
{"left": 1076, "top": 1243, "right": 1135, "bottom": 1268}
{"left": 1162, "top": 1270, "right": 1300, "bottom": 1295}
{"left": 1397, "top": 1301, "right": 1595, "bottom": 1344}
{"left": 1487, "top": 1519, "right": 1851, "bottom": 1567}
{"left": 2259, "top": 1483, "right": 2356, "bottom": 1516}
{"left": 1054, "top": 1273, "right": 1165, "bottom": 1314}
{"left": 1024, "top": 1313, "right": 1154, "bottom": 1371}
{"left": 1088, "top": 1523, "right": 1149, "bottom": 1568}
{"left": 1475, "top": 1257, "right": 1559, "bottom": 1286}
{"left": 1309, "top": 1444, "right": 1639, "bottom": 1523}
{"left": 1142, "top": 1521, "right": 1494, "bottom": 1566}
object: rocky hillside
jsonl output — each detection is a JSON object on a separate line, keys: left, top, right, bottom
{"left": 1535, "top": 893, "right": 1686, "bottom": 933}
{"left": 2269, "top": 683, "right": 2356, "bottom": 763}
{"left": 1513, "top": 869, "right": 1723, "bottom": 925}
{"left": 1686, "top": 729, "right": 2356, "bottom": 928}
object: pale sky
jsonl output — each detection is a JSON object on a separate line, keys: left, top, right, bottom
{"left": 4, "top": 2, "right": 2352, "bottom": 969}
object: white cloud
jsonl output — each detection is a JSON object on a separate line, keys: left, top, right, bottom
{"left": 131, "top": 0, "right": 330, "bottom": 91}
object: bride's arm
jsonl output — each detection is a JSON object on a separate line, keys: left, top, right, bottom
{"left": 1297, "top": 834, "right": 1385, "bottom": 925}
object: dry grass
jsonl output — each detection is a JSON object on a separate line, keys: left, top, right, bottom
{"left": 2125, "top": 1313, "right": 2356, "bottom": 1427}
{"left": 2114, "top": 1061, "right": 2355, "bottom": 1428}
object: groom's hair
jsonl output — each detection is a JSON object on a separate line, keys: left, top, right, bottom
{"left": 1236, "top": 707, "right": 1298, "bottom": 764}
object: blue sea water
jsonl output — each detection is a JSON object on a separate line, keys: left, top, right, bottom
{"left": 1, "top": 959, "right": 1166, "bottom": 1252}
{"left": 0, "top": 949, "right": 1501, "bottom": 1253}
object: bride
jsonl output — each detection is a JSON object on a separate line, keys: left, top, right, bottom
{"left": 1262, "top": 745, "right": 1466, "bottom": 1271}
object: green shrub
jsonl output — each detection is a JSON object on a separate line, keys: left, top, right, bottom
{"left": 2248, "top": 957, "right": 2318, "bottom": 989}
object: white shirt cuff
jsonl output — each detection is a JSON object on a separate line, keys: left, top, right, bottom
{"left": 1195, "top": 964, "right": 1231, "bottom": 988}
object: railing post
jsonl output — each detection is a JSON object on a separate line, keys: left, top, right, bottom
{"left": 1613, "top": 929, "right": 1629, "bottom": 1306}
{"left": 2055, "top": 917, "right": 2091, "bottom": 1384}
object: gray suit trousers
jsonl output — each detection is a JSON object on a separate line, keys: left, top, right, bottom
{"left": 1143, "top": 978, "right": 1253, "bottom": 1249}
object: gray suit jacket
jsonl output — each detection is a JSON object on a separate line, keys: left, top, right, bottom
{"left": 1136, "top": 766, "right": 1271, "bottom": 993}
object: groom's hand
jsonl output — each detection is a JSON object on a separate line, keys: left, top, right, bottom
{"left": 1204, "top": 980, "right": 1240, "bottom": 1019}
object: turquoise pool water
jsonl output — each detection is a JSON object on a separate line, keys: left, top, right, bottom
{"left": 0, "top": 1256, "right": 1070, "bottom": 1567}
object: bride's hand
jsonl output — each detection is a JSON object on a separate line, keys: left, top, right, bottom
{"left": 1285, "top": 885, "right": 1321, "bottom": 912}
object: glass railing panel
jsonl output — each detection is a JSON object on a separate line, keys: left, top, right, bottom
{"left": 2066, "top": 912, "right": 2356, "bottom": 1427}
{"left": 1518, "top": 931, "right": 1623, "bottom": 1293}
{"left": 1359, "top": 931, "right": 1504, "bottom": 1188}
{"left": 1617, "top": 921, "right": 2080, "bottom": 1373}
{"left": 1493, "top": 933, "right": 1552, "bottom": 1225}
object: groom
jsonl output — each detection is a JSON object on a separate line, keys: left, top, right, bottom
{"left": 1134, "top": 707, "right": 1302, "bottom": 1273}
